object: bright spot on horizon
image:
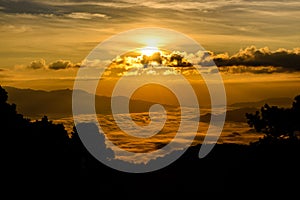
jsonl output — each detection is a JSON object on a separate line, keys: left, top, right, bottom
{"left": 140, "top": 46, "right": 161, "bottom": 56}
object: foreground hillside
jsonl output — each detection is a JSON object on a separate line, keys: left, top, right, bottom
{"left": 1, "top": 85, "right": 299, "bottom": 194}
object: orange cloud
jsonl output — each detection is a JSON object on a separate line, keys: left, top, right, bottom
{"left": 25, "top": 46, "right": 300, "bottom": 74}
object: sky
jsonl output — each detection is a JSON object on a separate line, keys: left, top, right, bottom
{"left": 0, "top": 0, "right": 300, "bottom": 103}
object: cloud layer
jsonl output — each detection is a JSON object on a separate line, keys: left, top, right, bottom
{"left": 23, "top": 45, "right": 300, "bottom": 74}
{"left": 28, "top": 59, "right": 80, "bottom": 70}
{"left": 1, "top": 0, "right": 300, "bottom": 69}
{"left": 107, "top": 46, "right": 300, "bottom": 75}
{"left": 213, "top": 46, "right": 300, "bottom": 73}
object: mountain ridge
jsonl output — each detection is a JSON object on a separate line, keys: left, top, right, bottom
{"left": 229, "top": 97, "right": 293, "bottom": 108}
{"left": 3, "top": 86, "right": 176, "bottom": 119}
{"left": 3, "top": 86, "right": 294, "bottom": 122}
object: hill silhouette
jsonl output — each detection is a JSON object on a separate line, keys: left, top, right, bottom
{"left": 230, "top": 97, "right": 293, "bottom": 108}
{"left": 200, "top": 107, "right": 258, "bottom": 123}
{"left": 4, "top": 86, "right": 294, "bottom": 124}
{"left": 3, "top": 86, "right": 176, "bottom": 119}
{"left": 1, "top": 85, "right": 300, "bottom": 194}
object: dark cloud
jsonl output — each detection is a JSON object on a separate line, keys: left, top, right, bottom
{"left": 0, "top": 0, "right": 58, "bottom": 15}
{"left": 213, "top": 46, "right": 300, "bottom": 72}
{"left": 48, "top": 60, "right": 80, "bottom": 70}
{"left": 218, "top": 66, "right": 282, "bottom": 74}
{"left": 0, "top": 0, "right": 112, "bottom": 18}
{"left": 0, "top": 68, "right": 5, "bottom": 72}
{"left": 27, "top": 59, "right": 80, "bottom": 70}
{"left": 27, "top": 59, "right": 46, "bottom": 69}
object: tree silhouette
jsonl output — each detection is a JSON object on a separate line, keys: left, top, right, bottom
{"left": 0, "top": 85, "right": 117, "bottom": 181}
{"left": 0, "top": 85, "right": 71, "bottom": 179}
{"left": 0, "top": 86, "right": 29, "bottom": 132}
{"left": 0, "top": 85, "right": 8, "bottom": 103}
{"left": 246, "top": 94, "right": 300, "bottom": 142}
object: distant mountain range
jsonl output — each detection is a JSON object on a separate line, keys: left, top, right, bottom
{"left": 3, "top": 86, "right": 294, "bottom": 122}
{"left": 229, "top": 97, "right": 293, "bottom": 108}
{"left": 200, "top": 97, "right": 293, "bottom": 123}
{"left": 3, "top": 86, "right": 175, "bottom": 119}
{"left": 200, "top": 107, "right": 258, "bottom": 123}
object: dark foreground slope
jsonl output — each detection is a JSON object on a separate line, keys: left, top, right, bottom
{"left": 72, "top": 142, "right": 300, "bottom": 194}
{"left": 1, "top": 85, "right": 299, "bottom": 196}
{"left": 5, "top": 141, "right": 299, "bottom": 195}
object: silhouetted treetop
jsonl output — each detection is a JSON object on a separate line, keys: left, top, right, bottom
{"left": 246, "top": 94, "right": 300, "bottom": 142}
{"left": 0, "top": 85, "right": 115, "bottom": 180}
{"left": 0, "top": 85, "right": 71, "bottom": 175}
{"left": 0, "top": 86, "right": 8, "bottom": 103}
{"left": 292, "top": 95, "right": 300, "bottom": 111}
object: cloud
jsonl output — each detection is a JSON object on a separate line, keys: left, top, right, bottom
{"left": 27, "top": 59, "right": 80, "bottom": 70}
{"left": 103, "top": 46, "right": 300, "bottom": 77}
{"left": 24, "top": 46, "right": 300, "bottom": 74}
{"left": 0, "top": 0, "right": 111, "bottom": 19}
{"left": 167, "top": 46, "right": 300, "bottom": 73}
{"left": 28, "top": 59, "right": 46, "bottom": 69}
{"left": 213, "top": 46, "right": 300, "bottom": 72}
{"left": 112, "top": 51, "right": 192, "bottom": 68}
{"left": 48, "top": 60, "right": 80, "bottom": 70}
{"left": 66, "top": 12, "right": 109, "bottom": 19}
{"left": 0, "top": 0, "right": 226, "bottom": 13}
{"left": 0, "top": 0, "right": 57, "bottom": 15}
{"left": 102, "top": 51, "right": 195, "bottom": 77}
{"left": 1, "top": 0, "right": 300, "bottom": 68}
{"left": 218, "top": 66, "right": 283, "bottom": 74}
{"left": 47, "top": 1, "right": 134, "bottom": 9}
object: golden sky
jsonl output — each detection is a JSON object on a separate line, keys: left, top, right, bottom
{"left": 0, "top": 0, "right": 300, "bottom": 103}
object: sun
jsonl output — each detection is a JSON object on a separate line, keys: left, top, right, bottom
{"left": 140, "top": 46, "right": 160, "bottom": 56}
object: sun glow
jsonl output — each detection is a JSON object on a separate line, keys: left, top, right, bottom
{"left": 140, "top": 46, "right": 160, "bottom": 56}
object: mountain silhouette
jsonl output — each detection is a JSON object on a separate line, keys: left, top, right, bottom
{"left": 4, "top": 86, "right": 294, "bottom": 124}
{"left": 3, "top": 86, "right": 176, "bottom": 119}
{"left": 200, "top": 107, "right": 258, "bottom": 123}
{"left": 229, "top": 97, "right": 293, "bottom": 108}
